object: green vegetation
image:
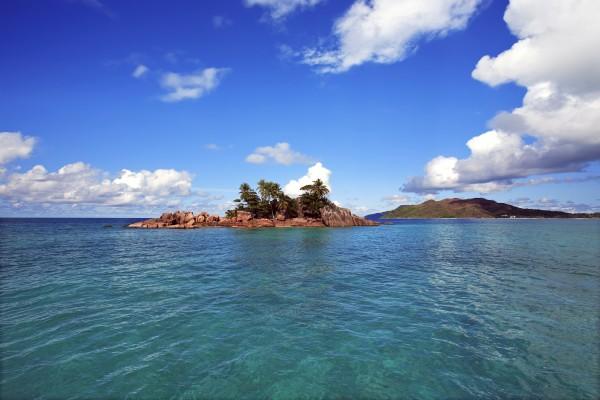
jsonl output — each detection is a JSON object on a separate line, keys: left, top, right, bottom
{"left": 230, "top": 179, "right": 331, "bottom": 219}
{"left": 379, "top": 201, "right": 491, "bottom": 218}
{"left": 371, "top": 198, "right": 592, "bottom": 219}
{"left": 299, "top": 179, "right": 331, "bottom": 218}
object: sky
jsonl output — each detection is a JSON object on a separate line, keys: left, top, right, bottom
{"left": 0, "top": 0, "right": 599, "bottom": 217}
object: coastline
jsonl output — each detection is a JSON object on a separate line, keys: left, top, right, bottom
{"left": 128, "top": 206, "right": 379, "bottom": 229}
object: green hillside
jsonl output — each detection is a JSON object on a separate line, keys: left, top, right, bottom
{"left": 368, "top": 198, "right": 594, "bottom": 219}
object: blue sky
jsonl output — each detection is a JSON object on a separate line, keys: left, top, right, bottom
{"left": 1, "top": 0, "right": 599, "bottom": 216}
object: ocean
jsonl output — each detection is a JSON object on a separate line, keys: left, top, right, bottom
{"left": 1, "top": 218, "right": 598, "bottom": 399}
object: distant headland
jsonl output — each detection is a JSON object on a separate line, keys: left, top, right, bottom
{"left": 129, "top": 178, "right": 377, "bottom": 229}
{"left": 367, "top": 198, "right": 600, "bottom": 219}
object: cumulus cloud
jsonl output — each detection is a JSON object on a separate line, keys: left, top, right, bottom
{"left": 405, "top": 129, "right": 600, "bottom": 193}
{"left": 471, "top": 0, "right": 600, "bottom": 94}
{"left": 245, "top": 142, "right": 312, "bottom": 165}
{"left": 132, "top": 64, "right": 149, "bottom": 78}
{"left": 405, "top": 0, "right": 600, "bottom": 194}
{"left": 0, "top": 132, "right": 36, "bottom": 165}
{"left": 0, "top": 162, "right": 193, "bottom": 207}
{"left": 283, "top": 162, "right": 331, "bottom": 197}
{"left": 302, "top": 0, "right": 481, "bottom": 73}
{"left": 245, "top": 0, "right": 323, "bottom": 20}
{"left": 160, "top": 68, "right": 229, "bottom": 102}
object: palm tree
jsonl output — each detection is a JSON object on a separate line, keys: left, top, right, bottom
{"left": 257, "top": 180, "right": 283, "bottom": 219}
{"left": 276, "top": 192, "right": 298, "bottom": 218}
{"left": 300, "top": 179, "right": 329, "bottom": 198}
{"left": 300, "top": 179, "right": 331, "bottom": 217}
{"left": 235, "top": 182, "right": 260, "bottom": 216}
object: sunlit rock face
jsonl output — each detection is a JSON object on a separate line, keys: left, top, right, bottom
{"left": 320, "top": 206, "right": 378, "bottom": 227}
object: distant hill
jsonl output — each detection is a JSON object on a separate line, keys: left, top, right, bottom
{"left": 366, "top": 198, "right": 599, "bottom": 219}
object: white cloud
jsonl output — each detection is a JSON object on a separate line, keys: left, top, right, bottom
{"left": 351, "top": 205, "right": 369, "bottom": 214}
{"left": 245, "top": 153, "right": 267, "bottom": 164}
{"left": 132, "top": 64, "right": 149, "bottom": 78}
{"left": 404, "top": 129, "right": 600, "bottom": 193}
{"left": 204, "top": 144, "right": 220, "bottom": 151}
{"left": 212, "top": 15, "right": 232, "bottom": 28}
{"left": 337, "top": 202, "right": 378, "bottom": 216}
{"left": 405, "top": 0, "right": 600, "bottom": 194}
{"left": 0, "top": 162, "right": 193, "bottom": 207}
{"left": 303, "top": 0, "right": 481, "bottom": 73}
{"left": 283, "top": 162, "right": 331, "bottom": 197}
{"left": 510, "top": 197, "right": 600, "bottom": 214}
{"left": 245, "top": 0, "right": 323, "bottom": 20}
{"left": 381, "top": 194, "right": 437, "bottom": 207}
{"left": 382, "top": 194, "right": 413, "bottom": 205}
{"left": 245, "top": 142, "right": 312, "bottom": 165}
{"left": 160, "top": 68, "right": 229, "bottom": 102}
{"left": 0, "top": 132, "right": 36, "bottom": 165}
{"left": 472, "top": 0, "right": 600, "bottom": 95}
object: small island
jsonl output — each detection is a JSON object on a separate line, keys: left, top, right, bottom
{"left": 129, "top": 179, "right": 378, "bottom": 229}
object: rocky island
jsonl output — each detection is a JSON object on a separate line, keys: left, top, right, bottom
{"left": 129, "top": 178, "right": 378, "bottom": 229}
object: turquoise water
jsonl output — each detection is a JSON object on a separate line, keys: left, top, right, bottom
{"left": 1, "top": 219, "right": 599, "bottom": 399}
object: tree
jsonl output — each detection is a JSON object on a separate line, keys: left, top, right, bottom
{"left": 226, "top": 179, "right": 319, "bottom": 219}
{"left": 299, "top": 179, "right": 331, "bottom": 217}
{"left": 234, "top": 182, "right": 260, "bottom": 216}
{"left": 301, "top": 179, "right": 329, "bottom": 198}
{"left": 257, "top": 179, "right": 283, "bottom": 219}
{"left": 225, "top": 209, "right": 237, "bottom": 219}
{"left": 276, "top": 192, "right": 298, "bottom": 218}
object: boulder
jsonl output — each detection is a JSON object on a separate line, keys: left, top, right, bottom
{"left": 274, "top": 218, "right": 324, "bottom": 227}
{"left": 352, "top": 215, "right": 378, "bottom": 226}
{"left": 236, "top": 211, "right": 253, "bottom": 223}
{"left": 320, "top": 205, "right": 378, "bottom": 227}
{"left": 159, "top": 212, "right": 173, "bottom": 222}
{"left": 183, "top": 212, "right": 195, "bottom": 224}
{"left": 207, "top": 215, "right": 220, "bottom": 225}
{"left": 320, "top": 206, "right": 354, "bottom": 227}
{"left": 251, "top": 218, "right": 275, "bottom": 228}
{"left": 145, "top": 222, "right": 166, "bottom": 228}
{"left": 218, "top": 218, "right": 235, "bottom": 226}
{"left": 166, "top": 224, "right": 184, "bottom": 229}
{"left": 175, "top": 211, "right": 188, "bottom": 225}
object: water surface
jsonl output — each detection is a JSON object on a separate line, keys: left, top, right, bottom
{"left": 1, "top": 218, "right": 599, "bottom": 399}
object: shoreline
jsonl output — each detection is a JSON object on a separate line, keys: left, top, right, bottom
{"left": 128, "top": 207, "right": 379, "bottom": 229}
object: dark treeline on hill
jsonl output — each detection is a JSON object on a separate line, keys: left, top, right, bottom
{"left": 367, "top": 198, "right": 600, "bottom": 219}
{"left": 225, "top": 178, "right": 331, "bottom": 219}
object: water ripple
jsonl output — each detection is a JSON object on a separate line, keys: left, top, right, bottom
{"left": 1, "top": 218, "right": 599, "bottom": 399}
